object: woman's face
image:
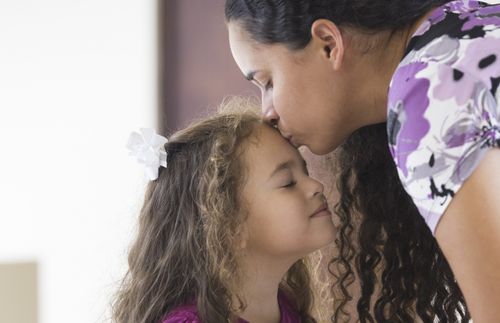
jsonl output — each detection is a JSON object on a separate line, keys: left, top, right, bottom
{"left": 228, "top": 22, "right": 358, "bottom": 155}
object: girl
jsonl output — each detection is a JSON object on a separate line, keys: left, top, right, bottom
{"left": 225, "top": 0, "right": 500, "bottom": 322}
{"left": 112, "top": 100, "right": 335, "bottom": 323}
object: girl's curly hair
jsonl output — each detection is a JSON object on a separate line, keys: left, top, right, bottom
{"left": 112, "top": 99, "right": 318, "bottom": 323}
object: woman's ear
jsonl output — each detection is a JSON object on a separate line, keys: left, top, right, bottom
{"left": 310, "top": 19, "right": 345, "bottom": 71}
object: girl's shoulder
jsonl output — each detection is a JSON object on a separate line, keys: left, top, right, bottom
{"left": 161, "top": 290, "right": 302, "bottom": 323}
{"left": 161, "top": 304, "right": 201, "bottom": 323}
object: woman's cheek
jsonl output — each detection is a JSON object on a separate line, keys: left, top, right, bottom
{"left": 273, "top": 88, "right": 287, "bottom": 117}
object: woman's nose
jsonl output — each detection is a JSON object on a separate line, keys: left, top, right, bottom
{"left": 262, "top": 95, "right": 279, "bottom": 126}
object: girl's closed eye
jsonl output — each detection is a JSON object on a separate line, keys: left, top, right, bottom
{"left": 282, "top": 179, "right": 297, "bottom": 188}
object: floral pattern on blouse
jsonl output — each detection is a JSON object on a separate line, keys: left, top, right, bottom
{"left": 387, "top": 0, "right": 500, "bottom": 234}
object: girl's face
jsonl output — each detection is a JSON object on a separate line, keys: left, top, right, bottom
{"left": 228, "top": 22, "right": 358, "bottom": 155}
{"left": 240, "top": 124, "right": 335, "bottom": 260}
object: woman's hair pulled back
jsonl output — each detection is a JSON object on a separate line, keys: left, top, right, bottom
{"left": 225, "top": 0, "right": 449, "bottom": 49}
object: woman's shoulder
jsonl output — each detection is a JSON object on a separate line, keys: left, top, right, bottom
{"left": 387, "top": 57, "right": 499, "bottom": 233}
{"left": 401, "top": 0, "right": 500, "bottom": 71}
{"left": 387, "top": 1, "right": 500, "bottom": 233}
{"left": 161, "top": 304, "right": 201, "bottom": 323}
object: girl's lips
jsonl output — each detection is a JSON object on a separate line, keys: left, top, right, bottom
{"left": 311, "top": 209, "right": 332, "bottom": 218}
{"left": 310, "top": 203, "right": 331, "bottom": 218}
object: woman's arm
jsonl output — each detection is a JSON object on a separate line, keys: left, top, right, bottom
{"left": 436, "top": 149, "right": 500, "bottom": 323}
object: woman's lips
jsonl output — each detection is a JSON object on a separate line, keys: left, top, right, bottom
{"left": 280, "top": 129, "right": 297, "bottom": 147}
{"left": 310, "top": 203, "right": 331, "bottom": 218}
{"left": 286, "top": 136, "right": 299, "bottom": 148}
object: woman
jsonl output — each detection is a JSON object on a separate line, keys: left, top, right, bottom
{"left": 225, "top": 0, "right": 500, "bottom": 322}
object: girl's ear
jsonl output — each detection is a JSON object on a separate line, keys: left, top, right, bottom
{"left": 310, "top": 19, "right": 345, "bottom": 71}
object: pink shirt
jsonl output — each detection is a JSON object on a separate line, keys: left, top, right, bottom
{"left": 162, "top": 290, "right": 302, "bottom": 323}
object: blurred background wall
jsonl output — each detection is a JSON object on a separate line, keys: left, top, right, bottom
{"left": 0, "top": 1, "right": 158, "bottom": 322}
{"left": 159, "top": 0, "right": 255, "bottom": 132}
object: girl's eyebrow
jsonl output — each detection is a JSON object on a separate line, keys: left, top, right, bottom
{"left": 269, "top": 160, "right": 293, "bottom": 179}
{"left": 268, "top": 158, "right": 308, "bottom": 179}
{"left": 301, "top": 159, "right": 308, "bottom": 173}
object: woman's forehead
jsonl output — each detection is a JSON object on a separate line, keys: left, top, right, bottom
{"left": 230, "top": 26, "right": 315, "bottom": 79}
{"left": 228, "top": 22, "right": 266, "bottom": 50}
{"left": 229, "top": 24, "right": 268, "bottom": 69}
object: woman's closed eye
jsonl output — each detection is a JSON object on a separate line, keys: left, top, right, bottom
{"left": 265, "top": 80, "right": 273, "bottom": 91}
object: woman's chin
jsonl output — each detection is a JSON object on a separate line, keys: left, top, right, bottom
{"left": 306, "top": 143, "right": 335, "bottom": 156}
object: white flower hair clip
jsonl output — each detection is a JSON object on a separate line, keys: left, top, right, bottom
{"left": 127, "top": 128, "right": 168, "bottom": 181}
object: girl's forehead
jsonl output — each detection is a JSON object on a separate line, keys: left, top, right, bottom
{"left": 244, "top": 125, "right": 301, "bottom": 169}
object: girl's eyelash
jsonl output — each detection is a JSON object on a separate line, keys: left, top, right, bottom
{"left": 283, "top": 180, "right": 296, "bottom": 188}
{"left": 265, "top": 81, "right": 273, "bottom": 90}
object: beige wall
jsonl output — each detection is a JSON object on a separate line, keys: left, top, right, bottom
{"left": 0, "top": 262, "right": 38, "bottom": 323}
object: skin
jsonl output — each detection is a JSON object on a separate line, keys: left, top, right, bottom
{"left": 228, "top": 13, "right": 500, "bottom": 322}
{"left": 237, "top": 124, "right": 335, "bottom": 323}
{"left": 228, "top": 20, "right": 401, "bottom": 154}
{"left": 436, "top": 149, "right": 500, "bottom": 323}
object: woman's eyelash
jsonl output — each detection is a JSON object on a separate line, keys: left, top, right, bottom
{"left": 265, "top": 81, "right": 273, "bottom": 90}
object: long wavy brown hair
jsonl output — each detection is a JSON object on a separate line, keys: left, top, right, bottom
{"left": 112, "top": 99, "right": 319, "bottom": 323}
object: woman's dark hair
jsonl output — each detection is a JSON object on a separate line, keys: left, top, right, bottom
{"left": 332, "top": 124, "right": 469, "bottom": 322}
{"left": 226, "top": 1, "right": 470, "bottom": 322}
{"left": 226, "top": 0, "right": 450, "bottom": 50}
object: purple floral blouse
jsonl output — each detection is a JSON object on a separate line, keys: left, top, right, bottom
{"left": 161, "top": 289, "right": 302, "bottom": 323}
{"left": 388, "top": 0, "right": 500, "bottom": 234}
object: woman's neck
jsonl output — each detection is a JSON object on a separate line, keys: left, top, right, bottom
{"left": 235, "top": 253, "right": 295, "bottom": 323}
{"left": 349, "top": 8, "right": 435, "bottom": 130}
{"left": 345, "top": 30, "right": 407, "bottom": 128}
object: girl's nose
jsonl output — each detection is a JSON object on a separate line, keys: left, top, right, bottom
{"left": 310, "top": 178, "right": 325, "bottom": 198}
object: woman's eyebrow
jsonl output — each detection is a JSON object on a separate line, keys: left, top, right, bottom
{"left": 245, "top": 70, "right": 258, "bottom": 81}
